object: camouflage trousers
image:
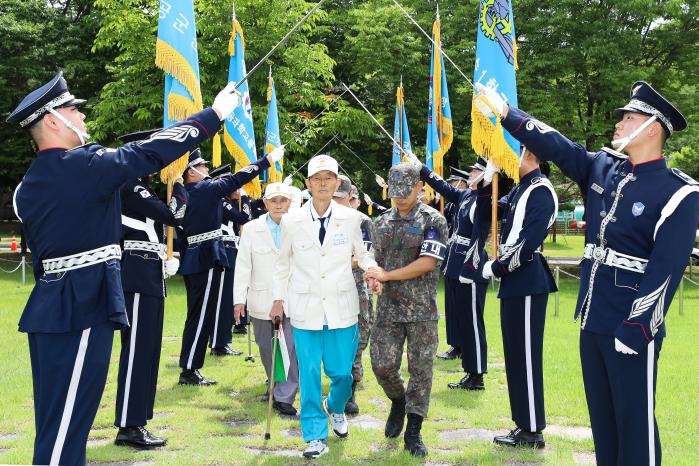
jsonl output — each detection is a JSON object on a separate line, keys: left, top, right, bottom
{"left": 370, "top": 320, "right": 439, "bottom": 417}
{"left": 351, "top": 306, "right": 374, "bottom": 382}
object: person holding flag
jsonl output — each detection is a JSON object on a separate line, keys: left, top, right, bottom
{"left": 234, "top": 182, "right": 299, "bottom": 416}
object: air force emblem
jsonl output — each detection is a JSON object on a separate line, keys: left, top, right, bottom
{"left": 632, "top": 202, "right": 645, "bottom": 217}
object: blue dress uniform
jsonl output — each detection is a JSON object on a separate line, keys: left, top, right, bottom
{"left": 420, "top": 164, "right": 491, "bottom": 385}
{"left": 466, "top": 167, "right": 558, "bottom": 444}
{"left": 499, "top": 82, "right": 698, "bottom": 465}
{"left": 208, "top": 197, "right": 251, "bottom": 352}
{"left": 178, "top": 153, "right": 269, "bottom": 382}
{"left": 7, "top": 72, "right": 223, "bottom": 465}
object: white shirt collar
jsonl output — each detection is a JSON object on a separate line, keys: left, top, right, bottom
{"left": 309, "top": 199, "right": 333, "bottom": 221}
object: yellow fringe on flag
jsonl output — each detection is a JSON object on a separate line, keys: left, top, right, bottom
{"left": 212, "top": 133, "right": 222, "bottom": 168}
{"left": 382, "top": 185, "right": 387, "bottom": 200}
{"left": 512, "top": 38, "right": 519, "bottom": 71}
{"left": 470, "top": 94, "right": 520, "bottom": 182}
{"left": 228, "top": 19, "right": 246, "bottom": 56}
{"left": 155, "top": 39, "right": 203, "bottom": 110}
{"left": 424, "top": 185, "right": 435, "bottom": 203}
{"left": 223, "top": 131, "right": 262, "bottom": 199}
{"left": 367, "top": 203, "right": 373, "bottom": 216}
{"left": 159, "top": 151, "right": 190, "bottom": 184}
{"left": 167, "top": 94, "right": 202, "bottom": 122}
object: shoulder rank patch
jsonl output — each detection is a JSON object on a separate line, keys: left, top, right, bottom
{"left": 600, "top": 147, "right": 628, "bottom": 160}
{"left": 531, "top": 177, "right": 542, "bottom": 185}
{"left": 671, "top": 168, "right": 698, "bottom": 186}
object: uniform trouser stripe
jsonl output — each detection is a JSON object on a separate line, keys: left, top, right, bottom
{"left": 471, "top": 283, "right": 482, "bottom": 373}
{"left": 647, "top": 340, "right": 655, "bottom": 466}
{"left": 120, "top": 293, "right": 140, "bottom": 427}
{"left": 210, "top": 270, "right": 226, "bottom": 348}
{"left": 524, "top": 296, "right": 536, "bottom": 432}
{"left": 50, "top": 328, "right": 91, "bottom": 465}
{"left": 187, "top": 268, "right": 214, "bottom": 369}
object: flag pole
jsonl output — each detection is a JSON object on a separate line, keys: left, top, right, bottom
{"left": 491, "top": 173, "right": 499, "bottom": 258}
{"left": 166, "top": 180, "right": 174, "bottom": 260}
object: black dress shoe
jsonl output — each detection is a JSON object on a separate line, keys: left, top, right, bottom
{"left": 210, "top": 345, "right": 243, "bottom": 356}
{"left": 115, "top": 426, "right": 166, "bottom": 449}
{"left": 448, "top": 373, "right": 485, "bottom": 391}
{"left": 233, "top": 324, "right": 248, "bottom": 335}
{"left": 273, "top": 401, "right": 298, "bottom": 416}
{"left": 494, "top": 427, "right": 545, "bottom": 448}
{"left": 384, "top": 397, "right": 406, "bottom": 438}
{"left": 178, "top": 369, "right": 217, "bottom": 386}
{"left": 436, "top": 346, "right": 461, "bottom": 360}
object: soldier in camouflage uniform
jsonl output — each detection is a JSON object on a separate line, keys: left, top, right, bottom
{"left": 365, "top": 163, "right": 448, "bottom": 458}
{"left": 333, "top": 177, "right": 375, "bottom": 415}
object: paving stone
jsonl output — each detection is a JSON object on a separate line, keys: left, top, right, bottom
{"left": 573, "top": 451, "right": 596, "bottom": 465}
{"left": 224, "top": 418, "right": 256, "bottom": 428}
{"left": 226, "top": 390, "right": 241, "bottom": 397}
{"left": 280, "top": 427, "right": 302, "bottom": 438}
{"left": 0, "top": 448, "right": 9, "bottom": 454}
{"left": 244, "top": 447, "right": 301, "bottom": 457}
{"left": 348, "top": 414, "right": 383, "bottom": 429}
{"left": 152, "top": 411, "right": 174, "bottom": 420}
{"left": 367, "top": 398, "right": 387, "bottom": 408}
{"left": 547, "top": 424, "right": 593, "bottom": 441}
{"left": 0, "top": 433, "right": 17, "bottom": 441}
{"left": 439, "top": 428, "right": 505, "bottom": 442}
{"left": 490, "top": 362, "right": 506, "bottom": 369}
{"left": 505, "top": 462, "right": 538, "bottom": 466}
{"left": 163, "top": 336, "right": 179, "bottom": 341}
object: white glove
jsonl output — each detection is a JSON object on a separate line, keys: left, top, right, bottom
{"left": 363, "top": 193, "right": 372, "bottom": 205}
{"left": 614, "top": 338, "right": 638, "bottom": 355}
{"left": 458, "top": 275, "right": 474, "bottom": 284}
{"left": 283, "top": 175, "right": 293, "bottom": 185}
{"left": 475, "top": 82, "right": 506, "bottom": 118}
{"left": 375, "top": 174, "right": 387, "bottom": 188}
{"left": 483, "top": 160, "right": 500, "bottom": 183}
{"left": 482, "top": 260, "right": 494, "bottom": 279}
{"left": 403, "top": 150, "right": 422, "bottom": 168}
{"left": 212, "top": 81, "right": 242, "bottom": 121}
{"left": 164, "top": 257, "right": 179, "bottom": 279}
{"left": 269, "top": 145, "right": 285, "bottom": 163}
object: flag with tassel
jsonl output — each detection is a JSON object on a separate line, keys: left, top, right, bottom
{"left": 155, "top": 0, "right": 204, "bottom": 182}
{"left": 265, "top": 69, "right": 283, "bottom": 183}
{"left": 425, "top": 10, "right": 453, "bottom": 202}
{"left": 471, "top": 0, "right": 520, "bottom": 181}
{"left": 392, "top": 78, "right": 414, "bottom": 167}
{"left": 223, "top": 13, "right": 261, "bottom": 198}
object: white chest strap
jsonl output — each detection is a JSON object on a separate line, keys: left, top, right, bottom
{"left": 121, "top": 215, "right": 159, "bottom": 243}
{"left": 221, "top": 221, "right": 235, "bottom": 236}
{"left": 654, "top": 186, "right": 699, "bottom": 240}
{"left": 504, "top": 179, "right": 558, "bottom": 246}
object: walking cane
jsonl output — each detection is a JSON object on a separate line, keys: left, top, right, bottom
{"left": 264, "top": 316, "right": 281, "bottom": 440}
{"left": 245, "top": 306, "right": 255, "bottom": 362}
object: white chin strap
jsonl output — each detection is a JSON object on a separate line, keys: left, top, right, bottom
{"left": 611, "top": 115, "right": 658, "bottom": 152}
{"left": 190, "top": 166, "right": 209, "bottom": 179}
{"left": 48, "top": 108, "right": 90, "bottom": 145}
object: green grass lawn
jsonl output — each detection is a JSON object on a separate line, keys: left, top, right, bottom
{"left": 0, "top": 271, "right": 698, "bottom": 465}
{"left": 542, "top": 235, "right": 586, "bottom": 257}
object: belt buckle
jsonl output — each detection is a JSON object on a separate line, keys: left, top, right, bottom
{"left": 592, "top": 246, "right": 606, "bottom": 262}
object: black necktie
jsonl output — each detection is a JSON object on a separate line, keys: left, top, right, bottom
{"left": 318, "top": 217, "right": 327, "bottom": 244}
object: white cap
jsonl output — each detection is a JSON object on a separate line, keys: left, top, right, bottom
{"left": 264, "top": 183, "right": 292, "bottom": 200}
{"left": 285, "top": 185, "right": 303, "bottom": 210}
{"left": 307, "top": 154, "right": 339, "bottom": 178}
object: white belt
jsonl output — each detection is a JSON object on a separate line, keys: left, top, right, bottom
{"left": 222, "top": 235, "right": 239, "bottom": 247}
{"left": 124, "top": 240, "right": 167, "bottom": 259}
{"left": 583, "top": 243, "right": 648, "bottom": 273}
{"left": 187, "top": 229, "right": 223, "bottom": 245}
{"left": 452, "top": 235, "right": 471, "bottom": 246}
{"left": 42, "top": 244, "right": 122, "bottom": 274}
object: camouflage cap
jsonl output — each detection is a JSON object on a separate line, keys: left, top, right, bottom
{"left": 350, "top": 184, "right": 359, "bottom": 199}
{"left": 333, "top": 174, "right": 352, "bottom": 198}
{"left": 387, "top": 162, "right": 420, "bottom": 199}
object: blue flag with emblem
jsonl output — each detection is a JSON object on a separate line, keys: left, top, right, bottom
{"left": 471, "top": 0, "right": 520, "bottom": 181}
{"left": 265, "top": 70, "right": 283, "bottom": 183}
{"left": 155, "top": 0, "right": 204, "bottom": 181}
{"left": 223, "top": 15, "right": 261, "bottom": 198}
{"left": 392, "top": 79, "right": 413, "bottom": 167}
{"left": 425, "top": 11, "right": 453, "bottom": 202}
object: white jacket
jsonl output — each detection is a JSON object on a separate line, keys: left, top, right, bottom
{"left": 273, "top": 200, "right": 377, "bottom": 330}
{"left": 233, "top": 214, "right": 280, "bottom": 321}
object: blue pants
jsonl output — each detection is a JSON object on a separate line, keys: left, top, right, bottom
{"left": 115, "top": 292, "right": 164, "bottom": 427}
{"left": 29, "top": 321, "right": 114, "bottom": 465}
{"left": 443, "top": 277, "right": 460, "bottom": 350}
{"left": 453, "top": 280, "right": 488, "bottom": 374}
{"left": 210, "top": 267, "right": 234, "bottom": 349}
{"left": 580, "top": 331, "right": 662, "bottom": 466}
{"left": 180, "top": 267, "right": 222, "bottom": 370}
{"left": 501, "top": 293, "right": 548, "bottom": 432}
{"left": 293, "top": 324, "right": 358, "bottom": 442}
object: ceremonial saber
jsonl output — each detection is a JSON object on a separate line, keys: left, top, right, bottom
{"left": 235, "top": 0, "right": 327, "bottom": 91}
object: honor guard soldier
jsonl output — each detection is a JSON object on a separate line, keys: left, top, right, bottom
{"left": 113, "top": 130, "right": 187, "bottom": 448}
{"left": 234, "top": 183, "right": 300, "bottom": 416}
{"left": 443, "top": 166, "right": 470, "bottom": 236}
{"left": 271, "top": 155, "right": 379, "bottom": 459}
{"left": 420, "top": 159, "right": 491, "bottom": 389}
{"left": 7, "top": 72, "right": 241, "bottom": 465}
{"left": 365, "top": 162, "right": 449, "bottom": 458}
{"left": 177, "top": 147, "right": 283, "bottom": 385}
{"left": 475, "top": 81, "right": 698, "bottom": 465}
{"left": 464, "top": 151, "right": 558, "bottom": 448}
{"left": 332, "top": 175, "right": 375, "bottom": 415}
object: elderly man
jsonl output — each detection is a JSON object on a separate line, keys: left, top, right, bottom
{"left": 271, "top": 155, "right": 379, "bottom": 458}
{"left": 234, "top": 183, "right": 300, "bottom": 416}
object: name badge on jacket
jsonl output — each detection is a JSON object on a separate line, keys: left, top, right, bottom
{"left": 333, "top": 232, "right": 348, "bottom": 245}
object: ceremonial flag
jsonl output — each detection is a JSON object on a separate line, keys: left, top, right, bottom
{"left": 272, "top": 322, "right": 290, "bottom": 382}
{"left": 425, "top": 12, "right": 453, "bottom": 201}
{"left": 392, "top": 79, "right": 413, "bottom": 166}
{"left": 223, "top": 15, "right": 261, "bottom": 198}
{"left": 264, "top": 70, "right": 283, "bottom": 183}
{"left": 471, "top": 0, "right": 520, "bottom": 180}
{"left": 155, "top": 0, "right": 203, "bottom": 182}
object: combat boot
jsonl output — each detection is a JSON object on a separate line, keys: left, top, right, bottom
{"left": 384, "top": 397, "right": 406, "bottom": 438}
{"left": 404, "top": 413, "right": 428, "bottom": 457}
{"left": 345, "top": 381, "right": 359, "bottom": 415}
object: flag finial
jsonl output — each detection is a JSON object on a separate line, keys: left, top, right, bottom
{"left": 435, "top": 1, "right": 440, "bottom": 20}
{"left": 232, "top": 1, "right": 236, "bottom": 19}
{"left": 400, "top": 75, "right": 403, "bottom": 87}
